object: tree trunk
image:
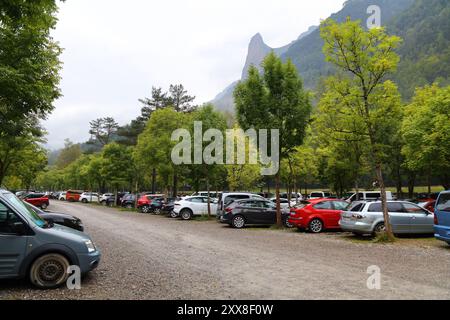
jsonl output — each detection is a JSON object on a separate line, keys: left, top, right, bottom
{"left": 151, "top": 168, "right": 157, "bottom": 193}
{"left": 275, "top": 173, "right": 282, "bottom": 227}
{"left": 173, "top": 172, "right": 178, "bottom": 198}
{"left": 375, "top": 164, "right": 395, "bottom": 241}
{"left": 408, "top": 172, "right": 416, "bottom": 199}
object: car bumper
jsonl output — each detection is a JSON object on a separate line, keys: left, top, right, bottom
{"left": 288, "top": 217, "right": 306, "bottom": 228}
{"left": 77, "top": 250, "right": 101, "bottom": 274}
{"left": 218, "top": 214, "right": 232, "bottom": 224}
{"left": 434, "top": 225, "right": 450, "bottom": 243}
{"left": 339, "top": 219, "right": 374, "bottom": 234}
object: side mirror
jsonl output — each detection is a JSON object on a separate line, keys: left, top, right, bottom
{"left": 11, "top": 222, "right": 27, "bottom": 235}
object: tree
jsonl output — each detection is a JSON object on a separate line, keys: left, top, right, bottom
{"left": 168, "top": 84, "right": 196, "bottom": 112}
{"left": 135, "top": 108, "right": 187, "bottom": 198}
{"left": 320, "top": 18, "right": 403, "bottom": 240}
{"left": 101, "top": 143, "right": 134, "bottom": 201}
{"left": 55, "top": 139, "right": 82, "bottom": 169}
{"left": 402, "top": 84, "right": 450, "bottom": 190}
{"left": 138, "top": 87, "right": 170, "bottom": 122}
{"left": 234, "top": 52, "right": 312, "bottom": 227}
{"left": 0, "top": 0, "right": 62, "bottom": 137}
{"left": 89, "top": 117, "right": 119, "bottom": 146}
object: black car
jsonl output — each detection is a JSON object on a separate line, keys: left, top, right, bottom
{"left": 105, "top": 192, "right": 127, "bottom": 207}
{"left": 162, "top": 198, "right": 178, "bottom": 217}
{"left": 218, "top": 199, "right": 291, "bottom": 229}
{"left": 120, "top": 193, "right": 137, "bottom": 209}
{"left": 24, "top": 202, "right": 84, "bottom": 232}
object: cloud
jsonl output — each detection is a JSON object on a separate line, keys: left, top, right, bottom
{"left": 44, "top": 0, "right": 344, "bottom": 149}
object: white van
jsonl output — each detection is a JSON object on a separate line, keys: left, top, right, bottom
{"left": 346, "top": 191, "right": 393, "bottom": 202}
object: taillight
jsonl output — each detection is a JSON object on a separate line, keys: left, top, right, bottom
{"left": 434, "top": 214, "right": 439, "bottom": 225}
{"left": 225, "top": 207, "right": 233, "bottom": 213}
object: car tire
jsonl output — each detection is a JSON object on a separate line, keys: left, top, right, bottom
{"left": 29, "top": 253, "right": 70, "bottom": 289}
{"left": 59, "top": 198, "right": 65, "bottom": 201}
{"left": 154, "top": 208, "right": 161, "bottom": 215}
{"left": 283, "top": 217, "right": 294, "bottom": 228}
{"left": 180, "top": 209, "right": 193, "bottom": 221}
{"left": 373, "top": 222, "right": 386, "bottom": 235}
{"left": 81, "top": 199, "right": 88, "bottom": 204}
{"left": 141, "top": 205, "right": 150, "bottom": 214}
{"left": 232, "top": 215, "right": 246, "bottom": 229}
{"left": 170, "top": 211, "right": 178, "bottom": 219}
{"left": 308, "top": 219, "right": 324, "bottom": 233}
{"left": 40, "top": 203, "right": 48, "bottom": 210}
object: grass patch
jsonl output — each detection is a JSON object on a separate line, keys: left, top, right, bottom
{"left": 119, "top": 208, "right": 139, "bottom": 213}
{"left": 372, "top": 232, "right": 396, "bottom": 244}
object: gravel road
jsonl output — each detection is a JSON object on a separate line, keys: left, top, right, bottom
{"left": 1, "top": 201, "right": 450, "bottom": 300}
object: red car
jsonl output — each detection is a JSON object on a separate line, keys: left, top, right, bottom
{"left": 66, "top": 190, "right": 83, "bottom": 202}
{"left": 288, "top": 198, "right": 349, "bottom": 233}
{"left": 420, "top": 200, "right": 436, "bottom": 213}
{"left": 23, "top": 193, "right": 50, "bottom": 210}
{"left": 137, "top": 194, "right": 165, "bottom": 213}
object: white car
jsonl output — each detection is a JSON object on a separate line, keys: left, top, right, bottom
{"left": 269, "top": 198, "right": 297, "bottom": 209}
{"left": 173, "top": 196, "right": 218, "bottom": 220}
{"left": 99, "top": 193, "right": 114, "bottom": 205}
{"left": 59, "top": 192, "right": 67, "bottom": 201}
{"left": 80, "top": 192, "right": 100, "bottom": 203}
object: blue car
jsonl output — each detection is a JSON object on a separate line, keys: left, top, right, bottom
{"left": 0, "top": 189, "right": 101, "bottom": 289}
{"left": 434, "top": 190, "right": 450, "bottom": 245}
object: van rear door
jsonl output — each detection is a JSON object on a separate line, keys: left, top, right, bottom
{"left": 436, "top": 193, "right": 450, "bottom": 226}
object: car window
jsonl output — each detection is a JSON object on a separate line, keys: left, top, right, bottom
{"left": 402, "top": 203, "right": 427, "bottom": 214}
{"left": 0, "top": 202, "right": 21, "bottom": 234}
{"left": 263, "top": 201, "right": 276, "bottom": 209}
{"left": 387, "top": 203, "right": 404, "bottom": 213}
{"left": 366, "top": 193, "right": 381, "bottom": 199}
{"left": 368, "top": 203, "right": 382, "bottom": 212}
{"left": 311, "top": 193, "right": 322, "bottom": 198}
{"left": 436, "top": 194, "right": 450, "bottom": 212}
{"left": 333, "top": 201, "right": 349, "bottom": 211}
{"left": 314, "top": 201, "right": 333, "bottom": 210}
{"left": 189, "top": 197, "right": 204, "bottom": 203}
{"left": 224, "top": 195, "right": 250, "bottom": 206}
{"left": 349, "top": 202, "right": 364, "bottom": 212}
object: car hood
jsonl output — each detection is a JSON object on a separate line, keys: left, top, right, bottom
{"left": 40, "top": 211, "right": 80, "bottom": 221}
{"left": 36, "top": 223, "right": 91, "bottom": 243}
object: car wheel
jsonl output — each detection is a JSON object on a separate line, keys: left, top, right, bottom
{"left": 170, "top": 211, "right": 178, "bottom": 219}
{"left": 374, "top": 222, "right": 386, "bottom": 235}
{"left": 309, "top": 219, "right": 324, "bottom": 233}
{"left": 232, "top": 215, "right": 246, "bottom": 229}
{"left": 29, "top": 253, "right": 70, "bottom": 289}
{"left": 180, "top": 209, "right": 193, "bottom": 221}
{"left": 81, "top": 199, "right": 88, "bottom": 204}
{"left": 40, "top": 203, "right": 48, "bottom": 210}
{"left": 154, "top": 208, "right": 161, "bottom": 215}
{"left": 283, "top": 217, "right": 294, "bottom": 228}
{"left": 141, "top": 205, "right": 150, "bottom": 214}
{"left": 59, "top": 198, "right": 65, "bottom": 201}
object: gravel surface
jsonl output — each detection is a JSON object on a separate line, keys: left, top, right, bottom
{"left": 1, "top": 201, "right": 450, "bottom": 300}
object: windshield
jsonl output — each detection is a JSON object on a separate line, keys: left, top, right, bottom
{"left": 5, "top": 193, "right": 46, "bottom": 228}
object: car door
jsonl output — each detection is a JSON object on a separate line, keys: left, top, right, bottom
{"left": 190, "top": 197, "right": 206, "bottom": 215}
{"left": 0, "top": 201, "right": 28, "bottom": 277}
{"left": 312, "top": 201, "right": 335, "bottom": 228}
{"left": 262, "top": 201, "right": 277, "bottom": 224}
{"left": 402, "top": 203, "right": 434, "bottom": 234}
{"left": 387, "top": 202, "right": 411, "bottom": 233}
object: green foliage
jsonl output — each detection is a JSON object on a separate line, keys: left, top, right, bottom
{"left": 401, "top": 84, "right": 450, "bottom": 189}
{"left": 55, "top": 139, "right": 82, "bottom": 169}
{"left": 0, "top": 0, "right": 62, "bottom": 136}
{"left": 100, "top": 143, "right": 134, "bottom": 190}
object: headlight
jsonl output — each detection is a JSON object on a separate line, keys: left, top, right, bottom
{"left": 85, "top": 240, "right": 96, "bottom": 253}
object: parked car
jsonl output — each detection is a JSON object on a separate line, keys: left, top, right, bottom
{"left": 434, "top": 191, "right": 450, "bottom": 245}
{"left": 191, "top": 191, "right": 222, "bottom": 198}
{"left": 346, "top": 191, "right": 393, "bottom": 202}
{"left": 280, "top": 192, "right": 303, "bottom": 201}
{"left": 309, "top": 191, "right": 333, "bottom": 199}
{"left": 59, "top": 192, "right": 67, "bottom": 201}
{"left": 218, "top": 198, "right": 291, "bottom": 229}
{"left": 79, "top": 192, "right": 100, "bottom": 203}
{"left": 0, "top": 189, "right": 100, "bottom": 289}
{"left": 163, "top": 198, "right": 178, "bottom": 218}
{"left": 137, "top": 194, "right": 165, "bottom": 214}
{"left": 104, "top": 192, "right": 127, "bottom": 206}
{"left": 288, "top": 199, "right": 350, "bottom": 233}
{"left": 340, "top": 201, "right": 434, "bottom": 236}
{"left": 419, "top": 200, "right": 436, "bottom": 213}
{"left": 174, "top": 196, "right": 218, "bottom": 220}
{"left": 22, "top": 193, "right": 50, "bottom": 210}
{"left": 269, "top": 198, "right": 296, "bottom": 209}
{"left": 66, "top": 190, "right": 84, "bottom": 202}
{"left": 216, "top": 192, "right": 266, "bottom": 217}
{"left": 99, "top": 193, "right": 113, "bottom": 205}
{"left": 121, "top": 193, "right": 137, "bottom": 209}
{"left": 24, "top": 202, "right": 84, "bottom": 232}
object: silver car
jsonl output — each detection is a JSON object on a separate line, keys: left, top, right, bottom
{"left": 339, "top": 201, "right": 434, "bottom": 235}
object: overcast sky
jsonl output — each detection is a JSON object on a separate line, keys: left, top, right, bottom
{"left": 45, "top": 0, "right": 345, "bottom": 149}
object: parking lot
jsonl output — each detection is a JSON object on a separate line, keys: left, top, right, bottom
{"left": 1, "top": 201, "right": 450, "bottom": 300}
